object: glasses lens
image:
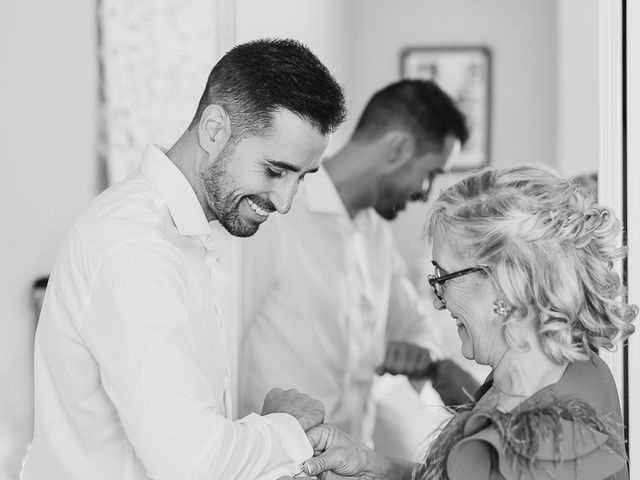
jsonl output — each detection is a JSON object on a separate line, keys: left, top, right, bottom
{"left": 428, "top": 273, "right": 445, "bottom": 304}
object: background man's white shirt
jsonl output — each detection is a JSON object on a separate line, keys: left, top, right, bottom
{"left": 240, "top": 166, "right": 442, "bottom": 441}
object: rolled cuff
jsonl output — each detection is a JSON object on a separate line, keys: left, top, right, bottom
{"left": 262, "top": 413, "right": 313, "bottom": 467}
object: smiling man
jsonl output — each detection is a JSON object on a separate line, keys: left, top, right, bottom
{"left": 174, "top": 106, "right": 327, "bottom": 237}
{"left": 22, "top": 39, "right": 345, "bottom": 480}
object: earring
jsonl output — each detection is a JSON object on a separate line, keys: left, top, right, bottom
{"left": 492, "top": 300, "right": 511, "bottom": 317}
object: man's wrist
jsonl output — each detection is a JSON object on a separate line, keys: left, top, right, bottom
{"left": 259, "top": 413, "right": 314, "bottom": 464}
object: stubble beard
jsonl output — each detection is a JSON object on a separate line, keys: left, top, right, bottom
{"left": 201, "top": 143, "right": 259, "bottom": 238}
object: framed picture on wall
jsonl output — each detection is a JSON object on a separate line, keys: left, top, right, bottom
{"left": 401, "top": 46, "right": 491, "bottom": 171}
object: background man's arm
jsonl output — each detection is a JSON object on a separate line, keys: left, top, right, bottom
{"left": 381, "top": 242, "right": 479, "bottom": 403}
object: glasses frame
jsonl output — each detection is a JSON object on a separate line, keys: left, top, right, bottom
{"left": 427, "top": 263, "right": 486, "bottom": 305}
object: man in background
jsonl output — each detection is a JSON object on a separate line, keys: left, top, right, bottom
{"left": 239, "top": 80, "right": 478, "bottom": 443}
{"left": 22, "top": 38, "right": 346, "bottom": 480}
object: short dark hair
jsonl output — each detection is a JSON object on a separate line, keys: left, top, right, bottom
{"left": 352, "top": 80, "right": 469, "bottom": 154}
{"left": 190, "top": 38, "right": 346, "bottom": 138}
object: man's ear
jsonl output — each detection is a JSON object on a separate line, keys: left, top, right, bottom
{"left": 197, "top": 104, "right": 232, "bottom": 153}
{"left": 384, "top": 131, "right": 415, "bottom": 168}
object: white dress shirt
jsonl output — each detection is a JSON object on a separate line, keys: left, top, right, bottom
{"left": 239, "top": 166, "right": 442, "bottom": 440}
{"left": 21, "top": 145, "right": 311, "bottom": 480}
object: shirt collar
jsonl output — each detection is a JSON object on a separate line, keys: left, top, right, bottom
{"left": 137, "top": 144, "right": 212, "bottom": 237}
{"left": 304, "top": 165, "right": 348, "bottom": 215}
{"left": 202, "top": 220, "right": 233, "bottom": 260}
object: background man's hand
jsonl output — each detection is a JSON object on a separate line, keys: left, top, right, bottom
{"left": 428, "top": 359, "right": 479, "bottom": 406}
{"left": 375, "top": 341, "right": 433, "bottom": 377}
{"left": 261, "top": 388, "right": 325, "bottom": 432}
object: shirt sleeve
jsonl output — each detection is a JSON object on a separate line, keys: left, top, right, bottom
{"left": 79, "top": 240, "right": 311, "bottom": 480}
{"left": 385, "top": 237, "right": 444, "bottom": 358}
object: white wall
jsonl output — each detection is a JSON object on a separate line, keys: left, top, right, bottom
{"left": 556, "top": 0, "right": 599, "bottom": 178}
{"left": 234, "top": 0, "right": 351, "bottom": 154}
{"left": 0, "top": 1, "right": 98, "bottom": 478}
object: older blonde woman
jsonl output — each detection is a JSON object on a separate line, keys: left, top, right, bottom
{"left": 301, "top": 165, "right": 636, "bottom": 480}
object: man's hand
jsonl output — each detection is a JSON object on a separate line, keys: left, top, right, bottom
{"left": 376, "top": 341, "right": 433, "bottom": 377}
{"left": 304, "top": 424, "right": 414, "bottom": 480}
{"left": 428, "top": 359, "right": 479, "bottom": 406}
{"left": 261, "top": 388, "right": 325, "bottom": 432}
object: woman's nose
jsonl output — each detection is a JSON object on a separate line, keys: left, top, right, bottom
{"left": 432, "top": 296, "right": 446, "bottom": 311}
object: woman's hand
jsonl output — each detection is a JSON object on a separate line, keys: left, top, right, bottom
{"left": 304, "top": 424, "right": 414, "bottom": 479}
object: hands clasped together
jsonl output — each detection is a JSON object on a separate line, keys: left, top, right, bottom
{"left": 268, "top": 406, "right": 395, "bottom": 480}
{"left": 273, "top": 422, "right": 413, "bottom": 479}
{"left": 267, "top": 344, "right": 479, "bottom": 479}
{"left": 262, "top": 377, "right": 405, "bottom": 479}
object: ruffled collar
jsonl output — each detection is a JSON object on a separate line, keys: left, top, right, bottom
{"left": 415, "top": 356, "right": 627, "bottom": 480}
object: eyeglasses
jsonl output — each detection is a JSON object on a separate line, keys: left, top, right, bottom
{"left": 427, "top": 261, "right": 485, "bottom": 305}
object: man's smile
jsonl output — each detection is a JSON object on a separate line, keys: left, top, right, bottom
{"left": 246, "top": 197, "right": 270, "bottom": 217}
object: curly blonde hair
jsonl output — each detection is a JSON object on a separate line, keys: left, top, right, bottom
{"left": 425, "top": 165, "right": 636, "bottom": 364}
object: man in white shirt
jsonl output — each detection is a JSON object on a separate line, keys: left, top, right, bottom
{"left": 21, "top": 39, "right": 346, "bottom": 480}
{"left": 239, "top": 80, "right": 478, "bottom": 442}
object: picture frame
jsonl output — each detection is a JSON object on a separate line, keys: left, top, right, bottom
{"left": 401, "top": 46, "right": 492, "bottom": 171}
